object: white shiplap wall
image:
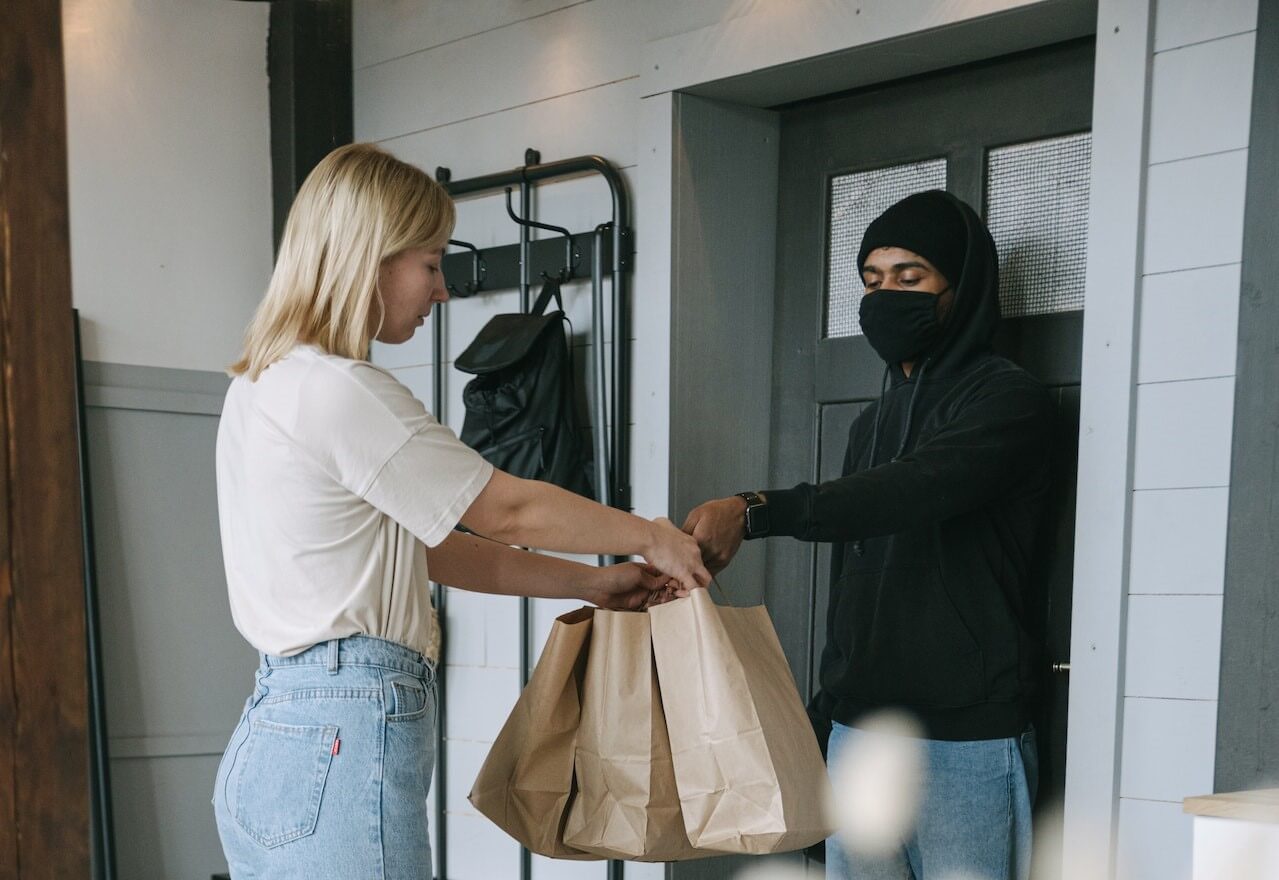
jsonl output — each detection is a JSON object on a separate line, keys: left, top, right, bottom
{"left": 62, "top": 0, "right": 273, "bottom": 373}
{"left": 356, "top": 3, "right": 739, "bottom": 878}
{"left": 1117, "top": 1, "right": 1259, "bottom": 878}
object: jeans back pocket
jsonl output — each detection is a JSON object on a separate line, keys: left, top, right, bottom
{"left": 232, "top": 718, "right": 338, "bottom": 848}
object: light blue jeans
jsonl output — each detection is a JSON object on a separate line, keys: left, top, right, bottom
{"left": 213, "top": 635, "right": 438, "bottom": 879}
{"left": 826, "top": 721, "right": 1037, "bottom": 880}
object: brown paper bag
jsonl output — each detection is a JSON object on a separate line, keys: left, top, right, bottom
{"left": 649, "top": 587, "right": 834, "bottom": 855}
{"left": 468, "top": 607, "right": 600, "bottom": 860}
{"left": 561, "top": 608, "right": 711, "bottom": 862}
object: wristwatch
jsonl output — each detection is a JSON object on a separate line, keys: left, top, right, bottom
{"left": 735, "top": 491, "right": 770, "bottom": 540}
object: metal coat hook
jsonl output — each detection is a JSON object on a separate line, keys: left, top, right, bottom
{"left": 446, "top": 239, "right": 485, "bottom": 297}
{"left": 503, "top": 187, "right": 580, "bottom": 282}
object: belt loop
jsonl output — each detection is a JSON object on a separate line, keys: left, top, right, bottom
{"left": 326, "top": 639, "right": 340, "bottom": 675}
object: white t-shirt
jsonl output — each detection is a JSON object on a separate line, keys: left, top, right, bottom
{"left": 215, "top": 344, "right": 493, "bottom": 658}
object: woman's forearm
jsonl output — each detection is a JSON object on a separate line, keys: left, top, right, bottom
{"left": 426, "top": 530, "right": 599, "bottom": 601}
{"left": 461, "top": 470, "right": 655, "bottom": 558}
{"left": 458, "top": 469, "right": 711, "bottom": 593}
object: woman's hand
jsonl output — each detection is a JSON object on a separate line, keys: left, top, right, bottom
{"left": 641, "top": 517, "right": 712, "bottom": 595}
{"left": 585, "top": 562, "right": 674, "bottom": 611}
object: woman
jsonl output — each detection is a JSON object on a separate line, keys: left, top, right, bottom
{"left": 211, "top": 143, "right": 708, "bottom": 878}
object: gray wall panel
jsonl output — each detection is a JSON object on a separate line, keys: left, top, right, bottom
{"left": 668, "top": 93, "right": 780, "bottom": 603}
{"left": 89, "top": 405, "right": 255, "bottom": 745}
{"left": 85, "top": 361, "right": 250, "bottom": 878}
{"left": 109, "top": 754, "right": 229, "bottom": 880}
{"left": 1217, "top": 0, "right": 1279, "bottom": 793}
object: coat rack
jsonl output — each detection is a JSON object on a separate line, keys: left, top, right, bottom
{"left": 429, "top": 150, "right": 633, "bottom": 880}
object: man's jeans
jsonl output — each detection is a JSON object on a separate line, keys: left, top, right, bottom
{"left": 826, "top": 721, "right": 1038, "bottom": 880}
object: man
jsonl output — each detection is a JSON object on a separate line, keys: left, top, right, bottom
{"left": 684, "top": 190, "right": 1053, "bottom": 880}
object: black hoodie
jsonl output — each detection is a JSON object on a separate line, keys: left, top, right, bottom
{"left": 764, "top": 192, "right": 1054, "bottom": 743}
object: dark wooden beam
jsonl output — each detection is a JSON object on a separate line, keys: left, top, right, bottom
{"left": 269, "top": 0, "right": 353, "bottom": 250}
{"left": 0, "top": 0, "right": 91, "bottom": 874}
{"left": 1217, "top": 0, "right": 1279, "bottom": 793}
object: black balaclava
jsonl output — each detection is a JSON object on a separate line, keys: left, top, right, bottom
{"left": 856, "top": 190, "right": 968, "bottom": 366}
{"left": 857, "top": 189, "right": 968, "bottom": 289}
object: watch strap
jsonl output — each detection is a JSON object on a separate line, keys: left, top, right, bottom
{"left": 735, "top": 491, "right": 769, "bottom": 540}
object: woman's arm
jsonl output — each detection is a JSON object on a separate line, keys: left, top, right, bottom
{"left": 426, "top": 530, "right": 670, "bottom": 610}
{"left": 459, "top": 470, "right": 710, "bottom": 592}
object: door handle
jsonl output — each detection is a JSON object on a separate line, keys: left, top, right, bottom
{"left": 1052, "top": 662, "right": 1071, "bottom": 674}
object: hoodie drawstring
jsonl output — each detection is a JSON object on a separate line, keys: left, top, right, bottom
{"left": 865, "top": 364, "right": 892, "bottom": 471}
{"left": 894, "top": 358, "right": 930, "bottom": 462}
{"left": 852, "top": 358, "right": 931, "bottom": 558}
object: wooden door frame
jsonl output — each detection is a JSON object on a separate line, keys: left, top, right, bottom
{"left": 0, "top": 0, "right": 92, "bottom": 874}
{"left": 268, "top": 0, "right": 352, "bottom": 252}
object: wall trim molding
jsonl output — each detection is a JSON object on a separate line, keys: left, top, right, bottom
{"left": 83, "top": 361, "right": 229, "bottom": 416}
{"left": 640, "top": 0, "right": 1095, "bottom": 105}
{"left": 108, "top": 734, "right": 227, "bottom": 761}
{"left": 1060, "top": 3, "right": 1154, "bottom": 876}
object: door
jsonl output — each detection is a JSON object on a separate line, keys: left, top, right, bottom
{"left": 765, "top": 40, "right": 1093, "bottom": 877}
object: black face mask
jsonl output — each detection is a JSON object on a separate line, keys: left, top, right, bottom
{"left": 858, "top": 289, "right": 944, "bottom": 365}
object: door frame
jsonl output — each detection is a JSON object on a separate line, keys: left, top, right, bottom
{"left": 0, "top": 0, "right": 92, "bottom": 874}
{"left": 646, "top": 2, "right": 1151, "bottom": 877}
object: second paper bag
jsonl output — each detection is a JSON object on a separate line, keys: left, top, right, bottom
{"left": 561, "top": 608, "right": 708, "bottom": 861}
{"left": 649, "top": 588, "right": 833, "bottom": 854}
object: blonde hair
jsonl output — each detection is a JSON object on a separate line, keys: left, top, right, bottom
{"left": 230, "top": 143, "right": 455, "bottom": 379}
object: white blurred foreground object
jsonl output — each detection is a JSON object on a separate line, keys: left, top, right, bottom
{"left": 828, "top": 710, "right": 926, "bottom": 857}
{"left": 1185, "top": 789, "right": 1279, "bottom": 878}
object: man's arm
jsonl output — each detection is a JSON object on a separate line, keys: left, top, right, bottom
{"left": 685, "top": 378, "right": 1054, "bottom": 566}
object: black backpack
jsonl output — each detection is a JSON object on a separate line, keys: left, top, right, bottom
{"left": 455, "top": 279, "right": 593, "bottom": 497}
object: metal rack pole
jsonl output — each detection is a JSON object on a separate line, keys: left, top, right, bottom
{"left": 591, "top": 225, "right": 613, "bottom": 508}
{"left": 519, "top": 183, "right": 532, "bottom": 311}
{"left": 517, "top": 176, "right": 534, "bottom": 880}
{"left": 610, "top": 218, "right": 631, "bottom": 518}
{"left": 515, "top": 149, "right": 538, "bottom": 880}
{"left": 432, "top": 311, "right": 450, "bottom": 880}
{"left": 517, "top": 147, "right": 539, "bottom": 313}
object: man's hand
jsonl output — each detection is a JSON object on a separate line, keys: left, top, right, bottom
{"left": 586, "top": 562, "right": 677, "bottom": 611}
{"left": 640, "top": 517, "right": 712, "bottom": 593}
{"left": 681, "top": 496, "right": 748, "bottom": 574}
